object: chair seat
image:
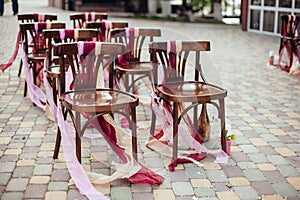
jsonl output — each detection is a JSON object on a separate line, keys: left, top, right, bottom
{"left": 46, "top": 65, "right": 60, "bottom": 78}
{"left": 28, "top": 53, "right": 47, "bottom": 61}
{"left": 61, "top": 88, "right": 139, "bottom": 112}
{"left": 157, "top": 81, "right": 227, "bottom": 103}
{"left": 116, "top": 62, "right": 156, "bottom": 74}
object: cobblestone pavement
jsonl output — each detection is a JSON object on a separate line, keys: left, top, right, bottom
{"left": 0, "top": 0, "right": 300, "bottom": 199}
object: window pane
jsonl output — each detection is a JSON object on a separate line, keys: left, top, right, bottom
{"left": 263, "top": 11, "right": 274, "bottom": 32}
{"left": 250, "top": 10, "right": 260, "bottom": 30}
{"left": 279, "top": 0, "right": 292, "bottom": 8}
{"left": 264, "top": 0, "right": 275, "bottom": 6}
{"left": 296, "top": 0, "right": 300, "bottom": 8}
{"left": 251, "top": 0, "right": 261, "bottom": 5}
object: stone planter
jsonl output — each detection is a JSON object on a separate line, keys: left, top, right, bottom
{"left": 148, "top": 0, "right": 157, "bottom": 14}
{"left": 162, "top": 0, "right": 171, "bottom": 17}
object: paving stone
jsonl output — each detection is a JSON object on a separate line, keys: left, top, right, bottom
{"left": 216, "top": 191, "right": 240, "bottom": 200}
{"left": 223, "top": 166, "right": 244, "bottom": 177}
{"left": 256, "top": 163, "right": 277, "bottom": 171}
{"left": 48, "top": 181, "right": 69, "bottom": 191}
{"left": 267, "top": 155, "right": 289, "bottom": 165}
{"left": 131, "top": 183, "right": 152, "bottom": 193}
{"left": 6, "top": 178, "right": 29, "bottom": 191}
{"left": 12, "top": 166, "right": 34, "bottom": 178}
{"left": 275, "top": 147, "right": 297, "bottom": 157}
{"left": 230, "top": 152, "right": 251, "bottom": 162}
{"left": 239, "top": 144, "right": 259, "bottom": 153}
{"left": 263, "top": 171, "right": 287, "bottom": 183}
{"left": 132, "top": 192, "right": 153, "bottom": 200}
{"left": 228, "top": 177, "right": 250, "bottom": 186}
{"left": 185, "top": 167, "right": 206, "bottom": 179}
{"left": 51, "top": 169, "right": 71, "bottom": 181}
{"left": 45, "top": 191, "right": 67, "bottom": 200}
{"left": 0, "top": 173, "right": 11, "bottom": 185}
{"left": 33, "top": 164, "right": 53, "bottom": 176}
{"left": 111, "top": 187, "right": 132, "bottom": 200}
{"left": 94, "top": 182, "right": 110, "bottom": 195}
{"left": 234, "top": 186, "right": 260, "bottom": 200}
{"left": 287, "top": 177, "right": 300, "bottom": 190}
{"left": 30, "top": 176, "right": 51, "bottom": 184}
{"left": 272, "top": 182, "right": 299, "bottom": 198}
{"left": 23, "top": 184, "right": 47, "bottom": 199}
{"left": 251, "top": 181, "right": 277, "bottom": 195}
{"left": 1, "top": 192, "right": 24, "bottom": 200}
{"left": 153, "top": 189, "right": 175, "bottom": 200}
{"left": 257, "top": 146, "right": 277, "bottom": 155}
{"left": 261, "top": 195, "right": 285, "bottom": 200}
{"left": 277, "top": 165, "right": 300, "bottom": 177}
{"left": 67, "top": 189, "right": 88, "bottom": 200}
{"left": 169, "top": 170, "right": 189, "bottom": 182}
{"left": 194, "top": 187, "right": 215, "bottom": 197}
{"left": 243, "top": 169, "right": 266, "bottom": 181}
{"left": 0, "top": 161, "right": 16, "bottom": 172}
{"left": 247, "top": 153, "right": 269, "bottom": 163}
{"left": 172, "top": 182, "right": 194, "bottom": 196}
{"left": 206, "top": 170, "right": 227, "bottom": 183}
{"left": 17, "top": 159, "right": 35, "bottom": 166}
{"left": 237, "top": 162, "right": 257, "bottom": 170}
{"left": 190, "top": 179, "right": 212, "bottom": 188}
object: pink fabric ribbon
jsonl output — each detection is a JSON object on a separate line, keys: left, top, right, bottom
{"left": 59, "top": 29, "right": 75, "bottom": 40}
{"left": 0, "top": 31, "right": 21, "bottom": 72}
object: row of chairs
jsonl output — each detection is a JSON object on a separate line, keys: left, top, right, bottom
{"left": 18, "top": 12, "right": 227, "bottom": 169}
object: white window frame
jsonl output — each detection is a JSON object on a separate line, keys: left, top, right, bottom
{"left": 248, "top": 0, "right": 300, "bottom": 36}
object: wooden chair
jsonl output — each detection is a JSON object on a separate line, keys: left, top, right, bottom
{"left": 85, "top": 21, "right": 128, "bottom": 41}
{"left": 278, "top": 14, "right": 300, "bottom": 71}
{"left": 149, "top": 41, "right": 227, "bottom": 168}
{"left": 53, "top": 41, "right": 139, "bottom": 162}
{"left": 70, "top": 12, "right": 108, "bottom": 28}
{"left": 110, "top": 28, "right": 161, "bottom": 92}
{"left": 19, "top": 22, "right": 65, "bottom": 97}
{"left": 17, "top": 13, "right": 57, "bottom": 77}
{"left": 43, "top": 28, "right": 99, "bottom": 159}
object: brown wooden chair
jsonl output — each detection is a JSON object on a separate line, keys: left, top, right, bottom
{"left": 278, "top": 15, "right": 300, "bottom": 72}
{"left": 17, "top": 13, "right": 58, "bottom": 77}
{"left": 110, "top": 28, "right": 161, "bottom": 92}
{"left": 85, "top": 21, "right": 128, "bottom": 41}
{"left": 43, "top": 28, "right": 99, "bottom": 159}
{"left": 19, "top": 22, "right": 65, "bottom": 97}
{"left": 53, "top": 41, "right": 139, "bottom": 162}
{"left": 70, "top": 12, "right": 108, "bottom": 28}
{"left": 149, "top": 41, "right": 227, "bottom": 168}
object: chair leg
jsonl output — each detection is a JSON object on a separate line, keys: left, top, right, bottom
{"left": 172, "top": 102, "right": 179, "bottom": 167}
{"left": 193, "top": 104, "right": 198, "bottom": 130}
{"left": 131, "top": 107, "right": 138, "bottom": 161}
{"left": 23, "top": 80, "right": 27, "bottom": 97}
{"left": 53, "top": 127, "right": 61, "bottom": 159}
{"left": 75, "top": 112, "right": 81, "bottom": 163}
{"left": 150, "top": 109, "right": 156, "bottom": 136}
{"left": 18, "top": 60, "right": 23, "bottom": 77}
{"left": 219, "top": 99, "right": 226, "bottom": 153}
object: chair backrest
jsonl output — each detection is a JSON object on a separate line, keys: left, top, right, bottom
{"left": 17, "top": 13, "right": 57, "bottom": 22}
{"left": 53, "top": 41, "right": 124, "bottom": 92}
{"left": 20, "top": 22, "right": 66, "bottom": 54}
{"left": 43, "top": 28, "right": 99, "bottom": 66}
{"left": 110, "top": 27, "right": 161, "bottom": 62}
{"left": 85, "top": 21, "right": 128, "bottom": 41}
{"left": 70, "top": 12, "right": 108, "bottom": 28}
{"left": 149, "top": 41, "right": 211, "bottom": 85}
{"left": 280, "top": 15, "right": 300, "bottom": 38}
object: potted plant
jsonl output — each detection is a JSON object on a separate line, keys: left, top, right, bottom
{"left": 225, "top": 129, "right": 236, "bottom": 154}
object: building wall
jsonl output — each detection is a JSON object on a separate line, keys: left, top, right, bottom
{"left": 247, "top": 0, "right": 300, "bottom": 36}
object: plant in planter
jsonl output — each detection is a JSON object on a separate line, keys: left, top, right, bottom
{"left": 225, "top": 129, "right": 236, "bottom": 155}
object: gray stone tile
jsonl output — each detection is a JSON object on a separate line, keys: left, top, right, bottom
{"left": 206, "top": 170, "right": 228, "bottom": 183}
{"left": 132, "top": 192, "right": 153, "bottom": 200}
{"left": 185, "top": 167, "right": 206, "bottom": 179}
{"left": 12, "top": 166, "right": 34, "bottom": 178}
{"left": 111, "top": 187, "right": 132, "bottom": 200}
{"left": 239, "top": 144, "right": 259, "bottom": 153}
{"left": 33, "top": 164, "right": 53, "bottom": 176}
{"left": 131, "top": 183, "right": 152, "bottom": 193}
{"left": 243, "top": 169, "right": 266, "bottom": 181}
{"left": 251, "top": 181, "right": 277, "bottom": 195}
{"left": 23, "top": 184, "right": 47, "bottom": 199}
{"left": 1, "top": 192, "right": 24, "bottom": 200}
{"left": 237, "top": 162, "right": 257, "bottom": 170}
{"left": 6, "top": 178, "right": 29, "bottom": 191}
{"left": 0, "top": 173, "right": 11, "bottom": 185}
{"left": 223, "top": 166, "right": 244, "bottom": 177}
{"left": 263, "top": 171, "right": 286, "bottom": 183}
{"left": 67, "top": 189, "right": 88, "bottom": 200}
{"left": 277, "top": 165, "right": 300, "bottom": 177}
{"left": 247, "top": 153, "right": 269, "bottom": 163}
{"left": 267, "top": 155, "right": 289, "bottom": 165}
{"left": 172, "top": 182, "right": 194, "bottom": 196}
{"left": 234, "top": 186, "right": 260, "bottom": 200}
{"left": 272, "top": 182, "right": 299, "bottom": 197}
{"left": 194, "top": 187, "right": 215, "bottom": 197}
{"left": 0, "top": 162, "right": 16, "bottom": 172}
{"left": 169, "top": 170, "right": 189, "bottom": 182}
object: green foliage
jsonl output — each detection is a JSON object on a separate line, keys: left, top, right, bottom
{"left": 192, "top": 0, "right": 212, "bottom": 12}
